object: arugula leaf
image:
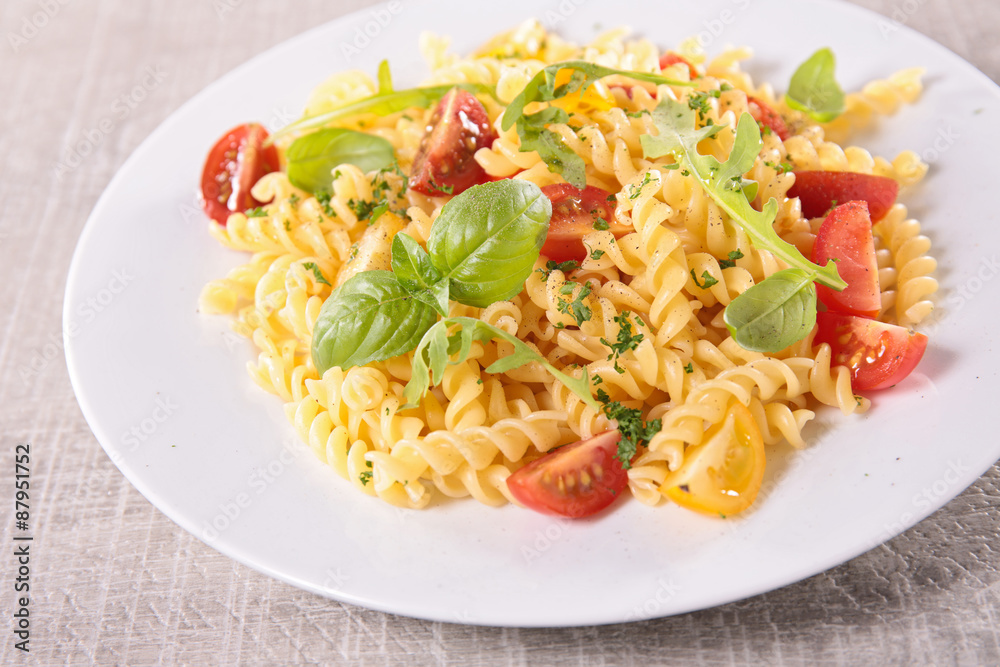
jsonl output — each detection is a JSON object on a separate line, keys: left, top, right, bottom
{"left": 722, "top": 268, "right": 818, "bottom": 352}
{"left": 785, "top": 48, "right": 845, "bottom": 122}
{"left": 428, "top": 180, "right": 551, "bottom": 308}
{"left": 271, "top": 59, "right": 495, "bottom": 142}
{"left": 402, "top": 317, "right": 599, "bottom": 411}
{"left": 311, "top": 271, "right": 438, "bottom": 374}
{"left": 501, "top": 61, "right": 695, "bottom": 187}
{"left": 640, "top": 98, "right": 845, "bottom": 291}
{"left": 286, "top": 128, "right": 396, "bottom": 194}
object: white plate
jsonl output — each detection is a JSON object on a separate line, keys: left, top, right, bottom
{"left": 65, "top": 0, "right": 1000, "bottom": 627}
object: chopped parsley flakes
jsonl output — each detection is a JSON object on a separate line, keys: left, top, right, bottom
{"left": 302, "top": 262, "right": 331, "bottom": 286}
{"left": 600, "top": 311, "right": 644, "bottom": 374}
{"left": 557, "top": 281, "right": 593, "bottom": 325}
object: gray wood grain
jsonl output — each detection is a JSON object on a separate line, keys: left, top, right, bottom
{"left": 1, "top": 0, "right": 998, "bottom": 664}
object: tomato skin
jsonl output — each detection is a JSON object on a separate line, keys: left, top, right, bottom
{"left": 200, "top": 123, "right": 280, "bottom": 225}
{"left": 409, "top": 88, "right": 496, "bottom": 197}
{"left": 814, "top": 312, "right": 928, "bottom": 391}
{"left": 812, "top": 201, "right": 881, "bottom": 318}
{"left": 746, "top": 96, "right": 790, "bottom": 141}
{"left": 506, "top": 431, "right": 629, "bottom": 518}
{"left": 540, "top": 184, "right": 628, "bottom": 263}
{"left": 788, "top": 171, "right": 899, "bottom": 222}
{"left": 661, "top": 402, "right": 765, "bottom": 517}
{"left": 658, "top": 52, "right": 698, "bottom": 79}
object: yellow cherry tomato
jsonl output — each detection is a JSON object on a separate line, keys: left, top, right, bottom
{"left": 661, "top": 401, "right": 765, "bottom": 516}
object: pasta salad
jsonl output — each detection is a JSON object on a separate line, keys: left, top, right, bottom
{"left": 198, "top": 20, "right": 935, "bottom": 519}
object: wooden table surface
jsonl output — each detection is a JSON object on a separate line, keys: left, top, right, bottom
{"left": 2, "top": 0, "right": 999, "bottom": 664}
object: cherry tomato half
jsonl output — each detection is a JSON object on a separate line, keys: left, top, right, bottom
{"left": 409, "top": 87, "right": 496, "bottom": 197}
{"left": 814, "top": 312, "right": 928, "bottom": 391}
{"left": 661, "top": 401, "right": 765, "bottom": 517}
{"left": 658, "top": 52, "right": 699, "bottom": 80}
{"left": 506, "top": 431, "right": 629, "bottom": 518}
{"left": 200, "top": 123, "right": 280, "bottom": 225}
{"left": 788, "top": 171, "right": 899, "bottom": 222}
{"left": 812, "top": 201, "right": 880, "bottom": 318}
{"left": 540, "top": 184, "right": 629, "bottom": 263}
{"left": 747, "top": 96, "right": 790, "bottom": 141}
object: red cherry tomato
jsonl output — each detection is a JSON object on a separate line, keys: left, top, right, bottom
{"left": 812, "top": 201, "right": 880, "bottom": 318}
{"left": 746, "top": 96, "right": 790, "bottom": 141}
{"left": 658, "top": 52, "right": 699, "bottom": 79}
{"left": 788, "top": 171, "right": 899, "bottom": 222}
{"left": 409, "top": 87, "right": 496, "bottom": 197}
{"left": 506, "top": 431, "right": 629, "bottom": 518}
{"left": 814, "top": 312, "right": 928, "bottom": 391}
{"left": 540, "top": 184, "right": 628, "bottom": 263}
{"left": 200, "top": 123, "right": 280, "bottom": 225}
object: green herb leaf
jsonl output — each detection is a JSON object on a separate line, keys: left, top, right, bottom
{"left": 502, "top": 61, "right": 694, "bottom": 187}
{"left": 718, "top": 249, "right": 744, "bottom": 269}
{"left": 286, "top": 128, "right": 396, "bottom": 195}
{"left": 311, "top": 271, "right": 438, "bottom": 374}
{"left": 723, "top": 268, "right": 818, "bottom": 352}
{"left": 391, "top": 233, "right": 448, "bottom": 315}
{"left": 784, "top": 48, "right": 845, "bottom": 123}
{"left": 427, "top": 180, "right": 551, "bottom": 308}
{"left": 595, "top": 390, "right": 661, "bottom": 469}
{"left": 302, "top": 262, "right": 331, "bottom": 286}
{"left": 272, "top": 79, "right": 495, "bottom": 143}
{"left": 403, "top": 317, "right": 599, "bottom": 411}
{"left": 641, "top": 99, "right": 844, "bottom": 291}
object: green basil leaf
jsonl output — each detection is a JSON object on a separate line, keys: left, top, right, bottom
{"left": 391, "top": 233, "right": 441, "bottom": 292}
{"left": 403, "top": 317, "right": 599, "bottom": 410}
{"left": 784, "top": 48, "right": 845, "bottom": 123}
{"left": 311, "top": 270, "right": 438, "bottom": 374}
{"left": 286, "top": 128, "right": 395, "bottom": 194}
{"left": 427, "top": 180, "right": 551, "bottom": 308}
{"left": 391, "top": 233, "right": 449, "bottom": 315}
{"left": 723, "top": 268, "right": 818, "bottom": 352}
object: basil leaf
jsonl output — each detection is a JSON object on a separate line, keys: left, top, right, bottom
{"left": 311, "top": 270, "right": 438, "bottom": 374}
{"left": 403, "top": 317, "right": 599, "bottom": 410}
{"left": 286, "top": 128, "right": 395, "bottom": 194}
{"left": 391, "top": 233, "right": 449, "bottom": 315}
{"left": 428, "top": 180, "right": 551, "bottom": 308}
{"left": 723, "top": 269, "right": 818, "bottom": 352}
{"left": 391, "top": 233, "right": 441, "bottom": 292}
{"left": 784, "top": 48, "right": 845, "bottom": 123}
